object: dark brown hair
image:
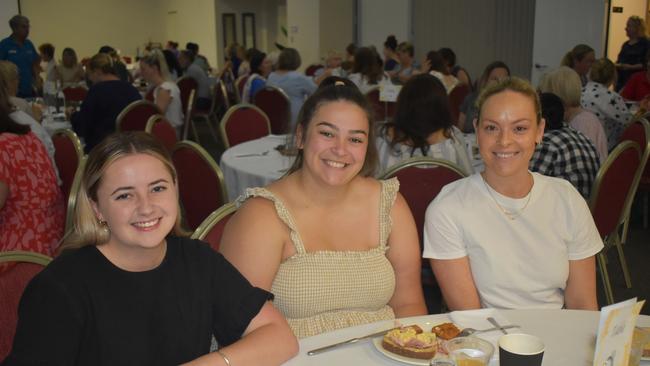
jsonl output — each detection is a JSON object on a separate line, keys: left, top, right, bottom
{"left": 287, "top": 84, "right": 378, "bottom": 177}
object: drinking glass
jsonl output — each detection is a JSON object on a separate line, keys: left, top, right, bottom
{"left": 430, "top": 337, "right": 494, "bottom": 366}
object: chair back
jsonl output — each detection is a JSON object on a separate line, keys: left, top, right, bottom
{"left": 171, "top": 141, "right": 229, "bottom": 230}
{"left": 253, "top": 86, "right": 291, "bottom": 134}
{"left": 365, "top": 87, "right": 395, "bottom": 122}
{"left": 448, "top": 83, "right": 470, "bottom": 123}
{"left": 305, "top": 64, "right": 323, "bottom": 77}
{"left": 62, "top": 86, "right": 87, "bottom": 102}
{"left": 235, "top": 75, "right": 249, "bottom": 101}
{"left": 589, "top": 141, "right": 641, "bottom": 238}
{"left": 219, "top": 104, "right": 271, "bottom": 149}
{"left": 51, "top": 129, "right": 83, "bottom": 209}
{"left": 116, "top": 100, "right": 162, "bottom": 131}
{"left": 176, "top": 76, "right": 198, "bottom": 112}
{"left": 380, "top": 157, "right": 467, "bottom": 245}
{"left": 619, "top": 117, "right": 650, "bottom": 182}
{"left": 221, "top": 69, "right": 239, "bottom": 106}
{"left": 182, "top": 89, "right": 196, "bottom": 140}
{"left": 64, "top": 156, "right": 87, "bottom": 235}
{"left": 0, "top": 251, "right": 52, "bottom": 360}
{"left": 191, "top": 202, "right": 237, "bottom": 252}
{"left": 145, "top": 114, "right": 178, "bottom": 152}
{"left": 144, "top": 87, "right": 154, "bottom": 102}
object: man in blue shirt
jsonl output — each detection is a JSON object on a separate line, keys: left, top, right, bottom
{"left": 0, "top": 15, "right": 39, "bottom": 97}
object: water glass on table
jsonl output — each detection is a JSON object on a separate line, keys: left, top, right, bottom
{"left": 430, "top": 336, "right": 494, "bottom": 366}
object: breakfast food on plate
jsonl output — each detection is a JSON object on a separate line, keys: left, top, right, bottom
{"left": 381, "top": 325, "right": 438, "bottom": 359}
{"left": 432, "top": 322, "right": 461, "bottom": 340}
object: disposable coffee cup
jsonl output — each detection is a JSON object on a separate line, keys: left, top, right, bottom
{"left": 498, "top": 333, "right": 544, "bottom": 366}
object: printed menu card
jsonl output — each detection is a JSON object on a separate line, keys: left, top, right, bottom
{"left": 593, "top": 298, "right": 645, "bottom": 366}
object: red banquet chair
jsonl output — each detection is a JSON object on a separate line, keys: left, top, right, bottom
{"left": 305, "top": 64, "right": 323, "bottom": 77}
{"left": 62, "top": 86, "right": 87, "bottom": 103}
{"left": 618, "top": 117, "right": 650, "bottom": 228}
{"left": 365, "top": 87, "right": 395, "bottom": 122}
{"left": 116, "top": 100, "right": 162, "bottom": 132}
{"left": 253, "top": 86, "right": 291, "bottom": 134}
{"left": 448, "top": 83, "right": 470, "bottom": 124}
{"left": 589, "top": 141, "right": 641, "bottom": 305}
{"left": 380, "top": 157, "right": 467, "bottom": 289}
{"left": 235, "top": 75, "right": 249, "bottom": 101}
{"left": 190, "top": 202, "right": 238, "bottom": 252}
{"left": 0, "top": 251, "right": 53, "bottom": 360}
{"left": 176, "top": 76, "right": 198, "bottom": 113}
{"left": 219, "top": 104, "right": 271, "bottom": 149}
{"left": 171, "top": 141, "right": 229, "bottom": 231}
{"left": 145, "top": 114, "right": 178, "bottom": 153}
{"left": 51, "top": 129, "right": 83, "bottom": 212}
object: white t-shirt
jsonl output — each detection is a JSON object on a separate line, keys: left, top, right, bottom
{"left": 422, "top": 172, "right": 603, "bottom": 309}
{"left": 347, "top": 72, "right": 392, "bottom": 95}
{"left": 155, "top": 81, "right": 184, "bottom": 129}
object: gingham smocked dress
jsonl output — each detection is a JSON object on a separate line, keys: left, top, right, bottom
{"left": 242, "top": 178, "right": 399, "bottom": 338}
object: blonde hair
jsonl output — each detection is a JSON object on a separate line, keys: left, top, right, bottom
{"left": 477, "top": 76, "right": 542, "bottom": 125}
{"left": 140, "top": 49, "right": 172, "bottom": 81}
{"left": 628, "top": 16, "right": 647, "bottom": 38}
{"left": 537, "top": 66, "right": 582, "bottom": 107}
{"left": 560, "top": 44, "right": 594, "bottom": 68}
{"left": 589, "top": 58, "right": 616, "bottom": 86}
{"left": 61, "top": 132, "right": 187, "bottom": 251}
{"left": 0, "top": 61, "right": 19, "bottom": 92}
{"left": 87, "top": 53, "right": 115, "bottom": 75}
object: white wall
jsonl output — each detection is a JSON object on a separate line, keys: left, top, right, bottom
{"left": 607, "top": 0, "right": 648, "bottom": 61}
{"left": 162, "top": 0, "right": 218, "bottom": 68}
{"left": 21, "top": 0, "right": 164, "bottom": 61}
{"left": 286, "top": 0, "right": 320, "bottom": 71}
{"left": 318, "top": 0, "right": 354, "bottom": 61}
{"left": 215, "top": 0, "right": 285, "bottom": 68}
{"left": 0, "top": 0, "right": 20, "bottom": 35}
{"left": 358, "top": 0, "right": 410, "bottom": 51}
{"left": 531, "top": 0, "right": 607, "bottom": 85}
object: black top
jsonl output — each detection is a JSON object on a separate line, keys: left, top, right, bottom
{"left": 616, "top": 37, "right": 649, "bottom": 91}
{"left": 3, "top": 237, "right": 271, "bottom": 366}
{"left": 70, "top": 80, "right": 141, "bottom": 153}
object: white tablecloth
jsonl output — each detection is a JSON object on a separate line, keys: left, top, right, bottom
{"left": 285, "top": 309, "right": 650, "bottom": 366}
{"left": 220, "top": 134, "right": 295, "bottom": 201}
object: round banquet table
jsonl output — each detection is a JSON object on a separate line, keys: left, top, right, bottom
{"left": 284, "top": 309, "right": 650, "bottom": 366}
{"left": 220, "top": 134, "right": 294, "bottom": 201}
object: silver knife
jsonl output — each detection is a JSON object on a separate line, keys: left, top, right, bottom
{"left": 487, "top": 317, "right": 508, "bottom": 335}
{"left": 307, "top": 327, "right": 397, "bottom": 356}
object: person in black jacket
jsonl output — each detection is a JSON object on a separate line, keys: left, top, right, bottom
{"left": 70, "top": 53, "right": 141, "bottom": 152}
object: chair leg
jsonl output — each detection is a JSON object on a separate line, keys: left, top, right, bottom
{"left": 613, "top": 234, "right": 633, "bottom": 289}
{"left": 597, "top": 252, "right": 615, "bottom": 305}
{"left": 643, "top": 192, "right": 650, "bottom": 229}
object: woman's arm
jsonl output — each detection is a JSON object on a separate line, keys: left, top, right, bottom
{"left": 155, "top": 87, "right": 172, "bottom": 114}
{"left": 430, "top": 257, "right": 481, "bottom": 310}
{"left": 386, "top": 193, "right": 427, "bottom": 317}
{"left": 564, "top": 256, "right": 598, "bottom": 310}
{"left": 220, "top": 198, "right": 287, "bottom": 290}
{"left": 183, "top": 302, "right": 298, "bottom": 366}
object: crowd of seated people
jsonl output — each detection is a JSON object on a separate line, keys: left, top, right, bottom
{"left": 5, "top": 15, "right": 650, "bottom": 364}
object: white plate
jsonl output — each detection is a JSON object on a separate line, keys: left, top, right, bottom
{"left": 372, "top": 320, "right": 445, "bottom": 365}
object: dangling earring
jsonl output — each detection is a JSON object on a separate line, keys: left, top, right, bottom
{"left": 99, "top": 219, "right": 110, "bottom": 235}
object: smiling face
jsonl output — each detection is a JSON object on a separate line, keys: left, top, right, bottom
{"left": 91, "top": 153, "right": 178, "bottom": 254}
{"left": 297, "top": 100, "right": 369, "bottom": 187}
{"left": 475, "top": 90, "right": 545, "bottom": 183}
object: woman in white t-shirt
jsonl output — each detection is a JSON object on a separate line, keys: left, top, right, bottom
{"left": 422, "top": 77, "right": 603, "bottom": 310}
{"left": 139, "top": 50, "right": 184, "bottom": 133}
